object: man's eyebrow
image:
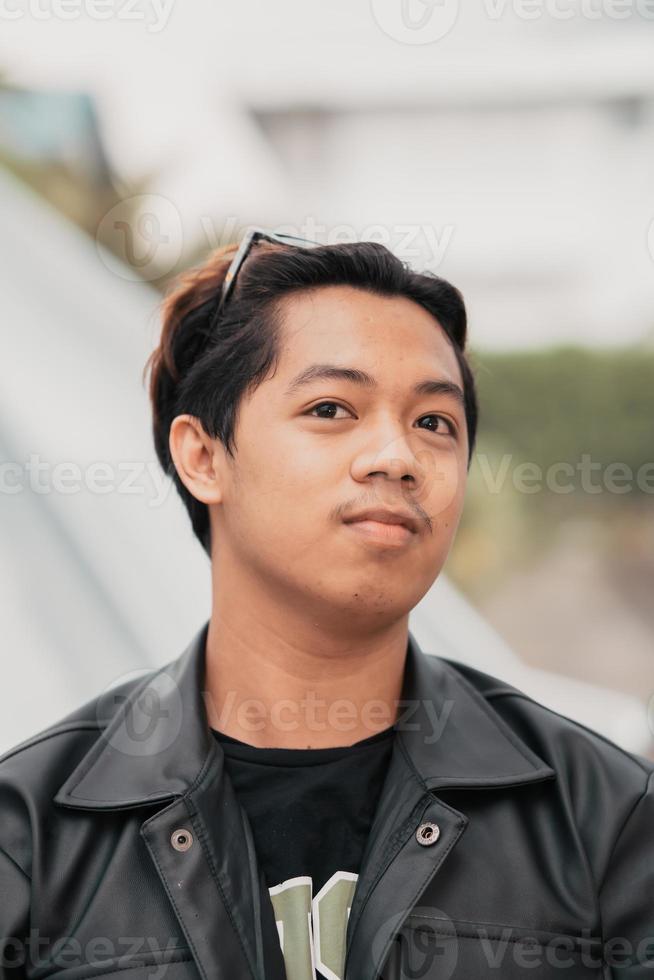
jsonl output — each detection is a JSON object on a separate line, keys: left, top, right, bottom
{"left": 284, "top": 364, "right": 465, "bottom": 406}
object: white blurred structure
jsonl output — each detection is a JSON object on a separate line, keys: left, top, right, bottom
{"left": 3, "top": 1, "right": 654, "bottom": 350}
{"left": 0, "top": 164, "right": 650, "bottom": 757}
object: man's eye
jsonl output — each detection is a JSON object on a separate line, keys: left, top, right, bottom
{"left": 417, "top": 414, "right": 456, "bottom": 436}
{"left": 305, "top": 404, "right": 456, "bottom": 435}
{"left": 306, "top": 401, "right": 352, "bottom": 419}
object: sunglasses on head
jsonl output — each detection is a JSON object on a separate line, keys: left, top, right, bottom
{"left": 212, "top": 226, "right": 322, "bottom": 324}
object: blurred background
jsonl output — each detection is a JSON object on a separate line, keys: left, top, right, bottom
{"left": 1, "top": 1, "right": 653, "bottom": 757}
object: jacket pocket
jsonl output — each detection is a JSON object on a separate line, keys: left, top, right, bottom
{"left": 380, "top": 915, "right": 606, "bottom": 979}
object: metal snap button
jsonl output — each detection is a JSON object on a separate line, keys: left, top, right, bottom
{"left": 170, "top": 828, "right": 193, "bottom": 852}
{"left": 416, "top": 822, "right": 440, "bottom": 846}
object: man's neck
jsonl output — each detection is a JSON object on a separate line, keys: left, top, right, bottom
{"left": 202, "top": 593, "right": 410, "bottom": 749}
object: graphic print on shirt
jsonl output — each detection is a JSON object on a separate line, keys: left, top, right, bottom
{"left": 268, "top": 871, "right": 358, "bottom": 980}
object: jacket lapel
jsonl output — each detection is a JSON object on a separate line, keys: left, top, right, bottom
{"left": 53, "top": 620, "right": 286, "bottom": 980}
{"left": 343, "top": 629, "right": 557, "bottom": 980}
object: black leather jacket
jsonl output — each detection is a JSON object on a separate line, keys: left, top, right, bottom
{"left": 1, "top": 621, "right": 652, "bottom": 980}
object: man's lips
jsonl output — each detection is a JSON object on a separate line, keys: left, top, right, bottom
{"left": 344, "top": 519, "right": 415, "bottom": 545}
{"left": 342, "top": 507, "right": 419, "bottom": 534}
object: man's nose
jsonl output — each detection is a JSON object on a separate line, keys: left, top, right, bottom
{"left": 349, "top": 424, "right": 426, "bottom": 489}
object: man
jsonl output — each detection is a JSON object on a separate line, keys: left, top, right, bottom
{"left": 1, "top": 228, "right": 652, "bottom": 980}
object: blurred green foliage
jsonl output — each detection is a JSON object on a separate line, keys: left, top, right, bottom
{"left": 449, "top": 344, "right": 654, "bottom": 598}
{"left": 471, "top": 344, "right": 654, "bottom": 477}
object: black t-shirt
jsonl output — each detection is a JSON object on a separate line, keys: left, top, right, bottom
{"left": 211, "top": 725, "right": 395, "bottom": 980}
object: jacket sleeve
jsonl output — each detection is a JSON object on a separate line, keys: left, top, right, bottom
{"left": 0, "top": 843, "right": 30, "bottom": 979}
{"left": 598, "top": 769, "right": 654, "bottom": 977}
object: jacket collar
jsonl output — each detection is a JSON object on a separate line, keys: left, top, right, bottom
{"left": 53, "top": 619, "right": 555, "bottom": 811}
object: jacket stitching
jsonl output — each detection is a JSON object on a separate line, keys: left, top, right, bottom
{"left": 142, "top": 822, "right": 206, "bottom": 980}
{"left": 423, "top": 774, "right": 554, "bottom": 785}
{"left": 183, "top": 810, "right": 256, "bottom": 977}
{"left": 184, "top": 750, "right": 258, "bottom": 980}
{"left": 406, "top": 912, "right": 604, "bottom": 943}
{"left": 345, "top": 795, "right": 433, "bottom": 966}
{"left": 138, "top": 794, "right": 210, "bottom": 975}
{"left": 344, "top": 745, "right": 429, "bottom": 952}
{"left": 386, "top": 797, "right": 429, "bottom": 855}
{"left": 406, "top": 922, "right": 597, "bottom": 947}
{"left": 394, "top": 812, "right": 467, "bottom": 948}
{"left": 358, "top": 793, "right": 465, "bottom": 922}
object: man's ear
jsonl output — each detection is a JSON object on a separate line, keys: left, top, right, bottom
{"left": 168, "top": 414, "right": 225, "bottom": 505}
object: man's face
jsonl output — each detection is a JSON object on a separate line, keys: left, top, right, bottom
{"left": 210, "top": 284, "right": 469, "bottom": 626}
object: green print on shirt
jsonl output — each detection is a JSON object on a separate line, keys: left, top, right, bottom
{"left": 269, "top": 871, "right": 358, "bottom": 980}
